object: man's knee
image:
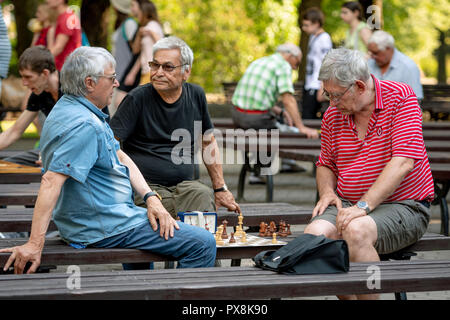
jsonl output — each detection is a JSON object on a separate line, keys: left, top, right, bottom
{"left": 304, "top": 219, "right": 339, "bottom": 239}
{"left": 342, "top": 218, "right": 376, "bottom": 247}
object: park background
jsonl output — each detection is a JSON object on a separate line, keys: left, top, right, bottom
{"left": 1, "top": 0, "right": 449, "bottom": 96}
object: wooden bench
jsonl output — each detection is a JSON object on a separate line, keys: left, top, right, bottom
{"left": 0, "top": 203, "right": 312, "bottom": 233}
{"left": 0, "top": 260, "right": 449, "bottom": 300}
{"left": 213, "top": 117, "right": 450, "bottom": 131}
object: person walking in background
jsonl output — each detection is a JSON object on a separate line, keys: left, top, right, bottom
{"left": 340, "top": 1, "right": 372, "bottom": 54}
{"left": 123, "top": 0, "right": 164, "bottom": 88}
{"left": 110, "top": 0, "right": 139, "bottom": 116}
{"left": 46, "top": 0, "right": 81, "bottom": 71}
{"left": 300, "top": 7, "right": 332, "bottom": 119}
{"left": 29, "top": 3, "right": 57, "bottom": 48}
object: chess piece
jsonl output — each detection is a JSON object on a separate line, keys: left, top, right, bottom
{"left": 221, "top": 219, "right": 228, "bottom": 239}
{"left": 229, "top": 232, "right": 236, "bottom": 243}
{"left": 205, "top": 222, "right": 209, "bottom": 232}
{"left": 259, "top": 221, "right": 267, "bottom": 237}
{"left": 272, "top": 232, "right": 277, "bottom": 244}
{"left": 278, "top": 220, "right": 287, "bottom": 237}
{"left": 215, "top": 225, "right": 224, "bottom": 245}
{"left": 286, "top": 224, "right": 292, "bottom": 235}
{"left": 241, "top": 232, "right": 247, "bottom": 243}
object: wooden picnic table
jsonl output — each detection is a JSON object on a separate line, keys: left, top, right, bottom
{"left": 0, "top": 160, "right": 41, "bottom": 184}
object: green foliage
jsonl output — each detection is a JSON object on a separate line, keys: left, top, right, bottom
{"left": 153, "top": 0, "right": 299, "bottom": 91}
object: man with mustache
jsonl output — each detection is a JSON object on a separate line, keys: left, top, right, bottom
{"left": 111, "top": 36, "right": 241, "bottom": 220}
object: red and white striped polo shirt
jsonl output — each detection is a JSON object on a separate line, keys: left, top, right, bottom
{"left": 317, "top": 76, "right": 434, "bottom": 203}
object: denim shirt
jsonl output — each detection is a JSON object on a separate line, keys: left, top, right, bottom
{"left": 40, "top": 94, "right": 148, "bottom": 245}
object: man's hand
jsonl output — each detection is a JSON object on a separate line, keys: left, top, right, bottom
{"left": 214, "top": 191, "right": 241, "bottom": 214}
{"left": 0, "top": 242, "right": 42, "bottom": 274}
{"left": 299, "top": 126, "right": 320, "bottom": 139}
{"left": 146, "top": 198, "right": 180, "bottom": 240}
{"left": 336, "top": 206, "right": 366, "bottom": 236}
{"left": 312, "top": 192, "right": 342, "bottom": 219}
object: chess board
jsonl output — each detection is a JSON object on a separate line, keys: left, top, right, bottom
{"left": 216, "top": 234, "right": 287, "bottom": 247}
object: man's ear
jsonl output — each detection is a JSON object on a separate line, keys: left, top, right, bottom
{"left": 355, "top": 79, "right": 367, "bottom": 93}
{"left": 84, "top": 77, "right": 96, "bottom": 93}
{"left": 182, "top": 66, "right": 191, "bottom": 81}
{"left": 41, "top": 69, "right": 50, "bottom": 77}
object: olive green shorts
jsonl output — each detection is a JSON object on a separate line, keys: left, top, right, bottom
{"left": 135, "top": 180, "right": 216, "bottom": 218}
{"left": 311, "top": 199, "right": 430, "bottom": 254}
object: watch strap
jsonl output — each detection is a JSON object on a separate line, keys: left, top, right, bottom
{"left": 143, "top": 191, "right": 162, "bottom": 202}
{"left": 213, "top": 184, "right": 228, "bottom": 193}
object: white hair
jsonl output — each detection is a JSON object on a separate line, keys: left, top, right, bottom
{"left": 318, "top": 48, "right": 371, "bottom": 87}
{"left": 153, "top": 36, "right": 194, "bottom": 73}
{"left": 368, "top": 30, "right": 395, "bottom": 51}
{"left": 60, "top": 47, "right": 116, "bottom": 96}
{"left": 276, "top": 43, "right": 302, "bottom": 58}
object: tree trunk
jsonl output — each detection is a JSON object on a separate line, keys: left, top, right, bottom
{"left": 12, "top": 0, "right": 38, "bottom": 57}
{"left": 436, "top": 29, "right": 448, "bottom": 84}
{"left": 80, "top": 0, "right": 110, "bottom": 48}
{"left": 297, "top": 0, "right": 322, "bottom": 83}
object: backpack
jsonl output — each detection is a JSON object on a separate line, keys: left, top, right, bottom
{"left": 253, "top": 233, "right": 349, "bottom": 275}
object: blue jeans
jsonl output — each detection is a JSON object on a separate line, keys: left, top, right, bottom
{"left": 91, "top": 220, "right": 216, "bottom": 268}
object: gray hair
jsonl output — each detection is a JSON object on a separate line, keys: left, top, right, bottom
{"left": 60, "top": 47, "right": 116, "bottom": 96}
{"left": 368, "top": 30, "right": 395, "bottom": 51}
{"left": 153, "top": 36, "right": 194, "bottom": 73}
{"left": 276, "top": 43, "right": 302, "bottom": 58}
{"left": 318, "top": 48, "right": 370, "bottom": 87}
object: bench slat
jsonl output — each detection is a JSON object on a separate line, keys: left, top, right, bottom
{"left": 0, "top": 260, "right": 449, "bottom": 299}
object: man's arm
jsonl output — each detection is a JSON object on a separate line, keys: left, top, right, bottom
{"left": 312, "top": 165, "right": 341, "bottom": 218}
{"left": 0, "top": 110, "right": 37, "bottom": 150}
{"left": 336, "top": 156, "right": 414, "bottom": 234}
{"left": 116, "top": 149, "right": 179, "bottom": 239}
{"left": 0, "top": 171, "right": 68, "bottom": 274}
{"left": 281, "top": 93, "right": 319, "bottom": 139}
{"left": 201, "top": 133, "right": 241, "bottom": 214}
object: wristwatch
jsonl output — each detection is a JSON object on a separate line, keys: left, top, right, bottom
{"left": 143, "top": 191, "right": 162, "bottom": 202}
{"left": 213, "top": 184, "right": 228, "bottom": 193}
{"left": 356, "top": 201, "right": 371, "bottom": 214}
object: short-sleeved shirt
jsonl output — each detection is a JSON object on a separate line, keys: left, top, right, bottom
{"left": 40, "top": 94, "right": 147, "bottom": 246}
{"left": 316, "top": 75, "right": 434, "bottom": 203}
{"left": 26, "top": 85, "right": 62, "bottom": 116}
{"left": 305, "top": 32, "right": 332, "bottom": 91}
{"left": 368, "top": 49, "right": 423, "bottom": 100}
{"left": 110, "top": 82, "right": 214, "bottom": 187}
{"left": 54, "top": 9, "right": 81, "bottom": 70}
{"left": 232, "top": 53, "right": 294, "bottom": 111}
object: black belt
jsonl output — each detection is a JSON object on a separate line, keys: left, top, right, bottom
{"left": 419, "top": 200, "right": 430, "bottom": 208}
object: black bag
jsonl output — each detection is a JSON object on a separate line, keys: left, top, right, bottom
{"left": 253, "top": 233, "right": 349, "bottom": 275}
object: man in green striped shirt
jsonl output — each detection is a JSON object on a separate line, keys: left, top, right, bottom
{"left": 232, "top": 43, "right": 318, "bottom": 139}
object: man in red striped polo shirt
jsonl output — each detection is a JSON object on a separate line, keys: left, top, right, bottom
{"left": 305, "top": 48, "right": 434, "bottom": 300}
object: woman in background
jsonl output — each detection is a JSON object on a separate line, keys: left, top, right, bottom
{"left": 340, "top": 1, "right": 372, "bottom": 54}
{"left": 124, "top": 0, "right": 164, "bottom": 87}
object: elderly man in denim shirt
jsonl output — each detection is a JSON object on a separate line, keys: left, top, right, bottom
{"left": 0, "top": 47, "right": 216, "bottom": 274}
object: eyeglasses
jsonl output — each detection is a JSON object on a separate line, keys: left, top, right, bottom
{"left": 148, "top": 61, "right": 187, "bottom": 73}
{"left": 95, "top": 73, "right": 117, "bottom": 83}
{"left": 322, "top": 83, "right": 354, "bottom": 103}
